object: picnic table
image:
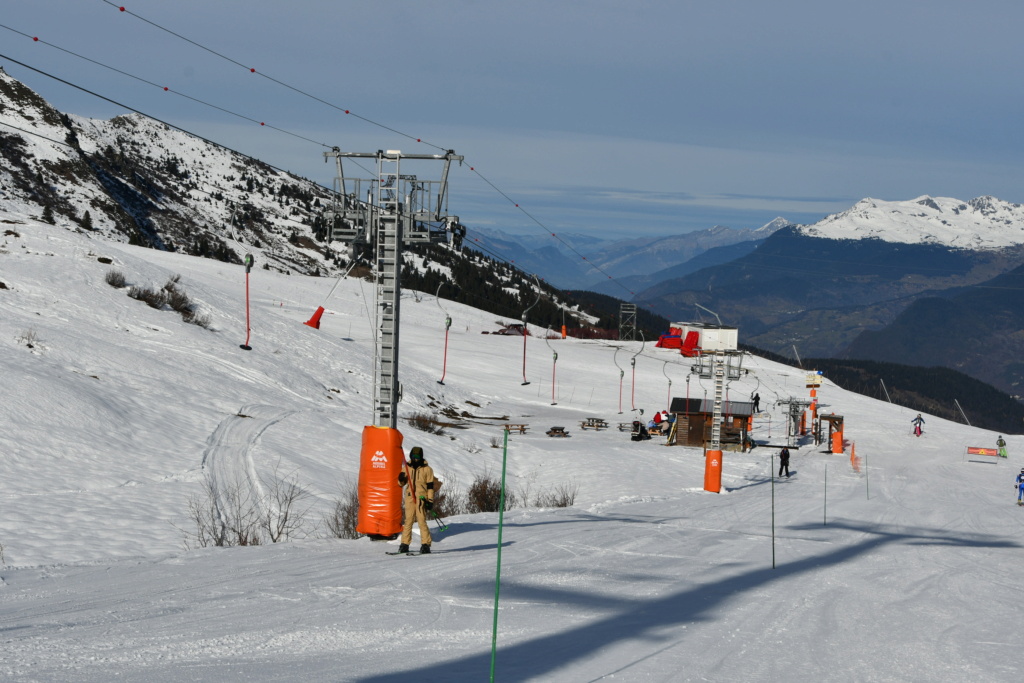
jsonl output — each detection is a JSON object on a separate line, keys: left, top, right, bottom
{"left": 503, "top": 424, "right": 528, "bottom": 434}
{"left": 580, "top": 417, "right": 609, "bottom": 430}
{"left": 618, "top": 422, "right": 633, "bottom": 432}
{"left": 546, "top": 426, "right": 569, "bottom": 437}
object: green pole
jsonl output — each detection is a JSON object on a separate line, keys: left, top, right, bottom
{"left": 489, "top": 429, "right": 510, "bottom": 682}
{"left": 771, "top": 455, "right": 776, "bottom": 569}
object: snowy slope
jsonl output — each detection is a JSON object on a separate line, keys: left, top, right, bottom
{"left": 800, "top": 195, "right": 1024, "bottom": 250}
{"left": 0, "top": 218, "right": 1022, "bottom": 682}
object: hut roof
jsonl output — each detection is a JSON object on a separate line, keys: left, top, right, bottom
{"left": 669, "top": 397, "right": 755, "bottom": 417}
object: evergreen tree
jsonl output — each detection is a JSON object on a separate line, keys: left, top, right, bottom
{"left": 41, "top": 204, "right": 55, "bottom": 224}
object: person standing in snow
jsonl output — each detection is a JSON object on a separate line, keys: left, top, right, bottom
{"left": 397, "top": 446, "right": 437, "bottom": 554}
{"left": 911, "top": 414, "right": 925, "bottom": 437}
{"left": 997, "top": 436, "right": 1008, "bottom": 458}
{"left": 778, "top": 447, "right": 791, "bottom": 478}
{"left": 752, "top": 393, "right": 761, "bottom": 413}
{"left": 1016, "top": 468, "right": 1024, "bottom": 505}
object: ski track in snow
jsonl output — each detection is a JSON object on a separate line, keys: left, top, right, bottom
{"left": 201, "top": 404, "right": 297, "bottom": 534}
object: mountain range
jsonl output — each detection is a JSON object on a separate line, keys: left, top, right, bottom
{"left": 3, "top": 67, "right": 1024, "bottom": 396}
{"left": 623, "top": 195, "right": 1024, "bottom": 391}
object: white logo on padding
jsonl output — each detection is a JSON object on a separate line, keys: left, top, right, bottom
{"left": 371, "top": 450, "right": 387, "bottom": 468}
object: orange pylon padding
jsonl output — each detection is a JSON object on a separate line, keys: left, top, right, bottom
{"left": 832, "top": 430, "right": 844, "bottom": 454}
{"left": 304, "top": 306, "right": 325, "bottom": 329}
{"left": 356, "top": 426, "right": 404, "bottom": 537}
{"left": 704, "top": 449, "right": 723, "bottom": 493}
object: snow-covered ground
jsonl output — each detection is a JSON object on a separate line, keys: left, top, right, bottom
{"left": 1, "top": 216, "right": 1022, "bottom": 682}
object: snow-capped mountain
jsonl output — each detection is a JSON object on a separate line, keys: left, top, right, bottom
{"left": 0, "top": 66, "right": 341, "bottom": 276}
{"left": 799, "top": 195, "right": 1024, "bottom": 250}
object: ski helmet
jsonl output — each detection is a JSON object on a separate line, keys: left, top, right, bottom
{"left": 410, "top": 446, "right": 424, "bottom": 461}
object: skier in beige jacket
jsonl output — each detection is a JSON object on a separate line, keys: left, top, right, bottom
{"left": 397, "top": 446, "right": 436, "bottom": 554}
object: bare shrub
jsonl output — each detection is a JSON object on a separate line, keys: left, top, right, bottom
{"left": 407, "top": 411, "right": 447, "bottom": 436}
{"left": 183, "top": 477, "right": 227, "bottom": 549}
{"left": 126, "top": 275, "right": 210, "bottom": 328}
{"left": 165, "top": 286, "right": 192, "bottom": 313}
{"left": 261, "top": 464, "right": 314, "bottom": 543}
{"left": 183, "top": 308, "right": 212, "bottom": 329}
{"left": 105, "top": 269, "right": 127, "bottom": 288}
{"left": 467, "top": 471, "right": 516, "bottom": 513}
{"left": 323, "top": 479, "right": 361, "bottom": 539}
{"left": 183, "top": 467, "right": 314, "bottom": 549}
{"left": 433, "top": 471, "right": 466, "bottom": 518}
{"left": 534, "top": 481, "right": 579, "bottom": 508}
{"left": 489, "top": 436, "right": 502, "bottom": 449}
{"left": 219, "top": 477, "right": 263, "bottom": 547}
{"left": 15, "top": 328, "right": 38, "bottom": 348}
{"left": 128, "top": 285, "right": 167, "bottom": 309}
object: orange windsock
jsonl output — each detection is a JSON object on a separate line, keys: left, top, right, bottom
{"left": 304, "top": 306, "right": 325, "bottom": 329}
{"left": 356, "top": 426, "right": 404, "bottom": 537}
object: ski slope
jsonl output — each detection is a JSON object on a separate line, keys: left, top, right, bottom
{"left": 0, "top": 217, "right": 1021, "bottom": 682}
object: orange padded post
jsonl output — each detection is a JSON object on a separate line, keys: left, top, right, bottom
{"left": 704, "top": 449, "right": 723, "bottom": 493}
{"left": 356, "top": 426, "right": 404, "bottom": 537}
{"left": 831, "top": 429, "right": 844, "bottom": 454}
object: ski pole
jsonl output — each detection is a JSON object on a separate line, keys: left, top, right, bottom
{"left": 430, "top": 509, "right": 448, "bottom": 532}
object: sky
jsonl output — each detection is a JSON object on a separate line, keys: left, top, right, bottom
{"left": 1, "top": 215, "right": 1022, "bottom": 681}
{"left": 3, "top": 1, "right": 1024, "bottom": 240}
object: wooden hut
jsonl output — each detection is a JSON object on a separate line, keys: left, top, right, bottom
{"left": 668, "top": 397, "right": 755, "bottom": 452}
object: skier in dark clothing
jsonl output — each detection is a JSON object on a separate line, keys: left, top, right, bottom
{"left": 752, "top": 393, "right": 761, "bottom": 413}
{"left": 911, "top": 414, "right": 925, "bottom": 437}
{"left": 1016, "top": 468, "right": 1024, "bottom": 505}
{"left": 778, "top": 447, "right": 791, "bottom": 478}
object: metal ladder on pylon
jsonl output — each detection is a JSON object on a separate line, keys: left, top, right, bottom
{"left": 372, "top": 152, "right": 402, "bottom": 428}
{"left": 710, "top": 353, "right": 725, "bottom": 450}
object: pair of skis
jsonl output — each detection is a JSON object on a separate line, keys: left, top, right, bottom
{"left": 386, "top": 510, "right": 448, "bottom": 554}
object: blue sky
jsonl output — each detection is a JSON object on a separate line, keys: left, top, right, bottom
{"left": 3, "top": 1, "right": 1024, "bottom": 241}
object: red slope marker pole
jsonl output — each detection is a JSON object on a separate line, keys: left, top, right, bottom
{"left": 438, "top": 315, "right": 452, "bottom": 385}
{"left": 240, "top": 254, "right": 253, "bottom": 350}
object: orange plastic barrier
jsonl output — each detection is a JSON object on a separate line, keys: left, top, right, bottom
{"left": 831, "top": 430, "right": 844, "bottom": 454}
{"left": 704, "top": 449, "right": 722, "bottom": 493}
{"left": 966, "top": 447, "right": 998, "bottom": 456}
{"left": 356, "top": 426, "right": 405, "bottom": 537}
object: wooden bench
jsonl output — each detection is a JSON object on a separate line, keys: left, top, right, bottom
{"left": 546, "top": 426, "right": 569, "bottom": 437}
{"left": 503, "top": 424, "right": 528, "bottom": 434}
{"left": 580, "top": 417, "right": 609, "bottom": 430}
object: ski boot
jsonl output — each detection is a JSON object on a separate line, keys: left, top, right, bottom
{"left": 419, "top": 544, "right": 431, "bottom": 554}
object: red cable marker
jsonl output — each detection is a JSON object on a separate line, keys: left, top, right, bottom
{"left": 33, "top": 37, "right": 38, "bottom": 42}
